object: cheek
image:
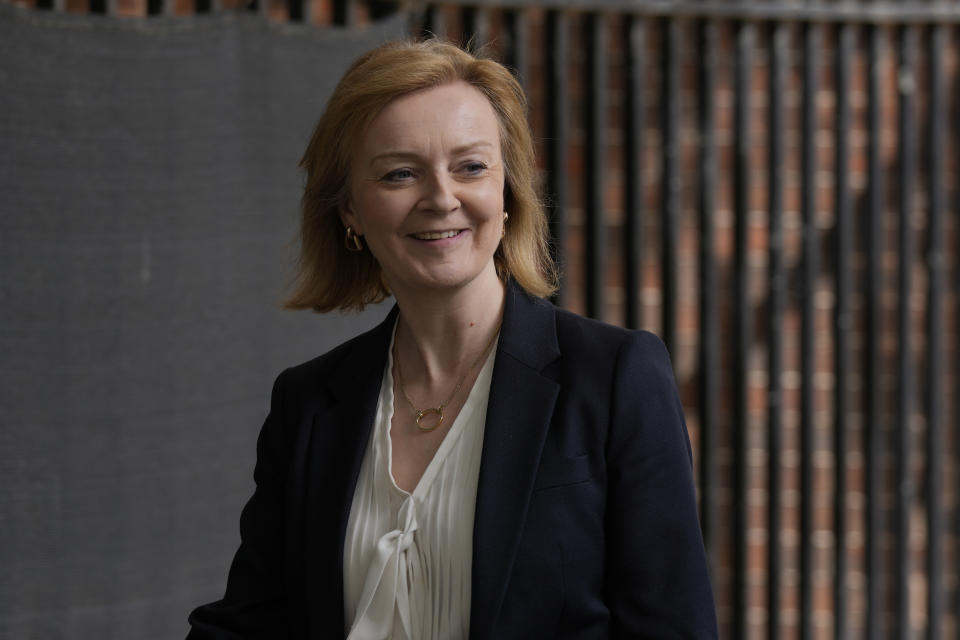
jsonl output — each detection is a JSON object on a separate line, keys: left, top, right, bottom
{"left": 350, "top": 194, "right": 394, "bottom": 236}
{"left": 474, "top": 180, "right": 506, "bottom": 215}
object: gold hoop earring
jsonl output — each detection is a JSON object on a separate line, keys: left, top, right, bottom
{"left": 502, "top": 212, "right": 508, "bottom": 238}
{"left": 345, "top": 226, "right": 364, "bottom": 252}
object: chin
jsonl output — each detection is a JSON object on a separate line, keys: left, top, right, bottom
{"left": 387, "top": 255, "right": 499, "bottom": 296}
{"left": 420, "top": 273, "right": 476, "bottom": 291}
{"left": 412, "top": 267, "right": 489, "bottom": 293}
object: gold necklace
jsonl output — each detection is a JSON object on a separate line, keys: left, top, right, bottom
{"left": 394, "top": 323, "right": 502, "bottom": 432}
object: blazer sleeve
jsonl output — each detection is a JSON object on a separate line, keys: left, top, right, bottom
{"left": 603, "top": 332, "right": 718, "bottom": 639}
{"left": 187, "top": 371, "right": 293, "bottom": 639}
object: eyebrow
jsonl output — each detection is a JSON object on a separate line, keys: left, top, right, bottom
{"left": 369, "top": 141, "right": 496, "bottom": 164}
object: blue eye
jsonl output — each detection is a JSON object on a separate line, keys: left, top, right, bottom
{"left": 382, "top": 168, "right": 414, "bottom": 182}
{"left": 462, "top": 162, "right": 488, "bottom": 175}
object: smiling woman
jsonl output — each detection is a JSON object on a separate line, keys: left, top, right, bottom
{"left": 284, "top": 40, "right": 555, "bottom": 314}
{"left": 342, "top": 82, "right": 506, "bottom": 299}
{"left": 187, "top": 39, "right": 718, "bottom": 640}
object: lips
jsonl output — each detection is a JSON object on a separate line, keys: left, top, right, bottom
{"left": 411, "top": 229, "right": 462, "bottom": 240}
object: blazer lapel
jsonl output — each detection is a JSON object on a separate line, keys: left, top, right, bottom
{"left": 302, "top": 305, "right": 398, "bottom": 638}
{"left": 470, "top": 284, "right": 561, "bottom": 640}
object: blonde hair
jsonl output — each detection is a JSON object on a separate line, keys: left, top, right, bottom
{"left": 284, "top": 39, "right": 557, "bottom": 313}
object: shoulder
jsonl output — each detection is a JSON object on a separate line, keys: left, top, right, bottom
{"left": 273, "top": 307, "right": 396, "bottom": 398}
{"left": 550, "top": 305, "right": 672, "bottom": 374}
{"left": 283, "top": 328, "right": 369, "bottom": 381}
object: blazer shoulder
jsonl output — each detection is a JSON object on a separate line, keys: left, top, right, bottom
{"left": 552, "top": 306, "right": 669, "bottom": 362}
{"left": 278, "top": 309, "right": 396, "bottom": 393}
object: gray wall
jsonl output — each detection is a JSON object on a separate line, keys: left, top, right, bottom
{"left": 0, "top": 5, "right": 403, "bottom": 637}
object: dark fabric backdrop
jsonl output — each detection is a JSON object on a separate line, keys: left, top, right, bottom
{"left": 0, "top": 4, "right": 403, "bottom": 637}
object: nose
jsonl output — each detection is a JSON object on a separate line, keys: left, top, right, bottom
{"left": 418, "top": 172, "right": 460, "bottom": 214}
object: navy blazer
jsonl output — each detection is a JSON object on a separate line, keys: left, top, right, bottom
{"left": 188, "top": 283, "right": 717, "bottom": 639}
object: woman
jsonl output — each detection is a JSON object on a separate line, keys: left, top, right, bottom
{"left": 188, "top": 40, "right": 716, "bottom": 639}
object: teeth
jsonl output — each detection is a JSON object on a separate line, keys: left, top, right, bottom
{"left": 414, "top": 230, "right": 459, "bottom": 240}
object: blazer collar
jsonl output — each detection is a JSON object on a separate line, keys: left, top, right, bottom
{"left": 470, "top": 282, "right": 561, "bottom": 640}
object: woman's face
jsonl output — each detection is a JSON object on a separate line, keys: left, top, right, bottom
{"left": 342, "top": 81, "right": 506, "bottom": 299}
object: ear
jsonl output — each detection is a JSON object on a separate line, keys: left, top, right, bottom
{"left": 339, "top": 200, "right": 362, "bottom": 236}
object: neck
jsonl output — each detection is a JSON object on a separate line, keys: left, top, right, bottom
{"left": 391, "top": 272, "right": 506, "bottom": 386}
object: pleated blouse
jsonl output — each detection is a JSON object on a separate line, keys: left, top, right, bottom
{"left": 342, "top": 327, "right": 497, "bottom": 640}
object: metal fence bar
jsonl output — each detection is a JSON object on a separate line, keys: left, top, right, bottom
{"left": 624, "top": 16, "right": 646, "bottom": 331}
{"left": 895, "top": 24, "right": 917, "bottom": 640}
{"left": 833, "top": 21, "right": 854, "bottom": 640}
{"left": 660, "top": 17, "right": 680, "bottom": 353}
{"left": 333, "top": 0, "right": 356, "bottom": 26}
{"left": 584, "top": 12, "right": 606, "bottom": 319}
{"left": 424, "top": 4, "right": 447, "bottom": 38}
{"left": 923, "top": 23, "right": 946, "bottom": 640}
{"left": 546, "top": 10, "right": 568, "bottom": 305}
{"left": 462, "top": 5, "right": 488, "bottom": 46}
{"left": 285, "top": 0, "right": 301, "bottom": 22}
{"left": 766, "top": 19, "right": 787, "bottom": 640}
{"left": 696, "top": 16, "right": 717, "bottom": 568}
{"left": 504, "top": 9, "right": 528, "bottom": 90}
{"left": 864, "top": 25, "right": 885, "bottom": 640}
{"left": 799, "top": 20, "right": 820, "bottom": 640}
{"left": 731, "top": 19, "right": 753, "bottom": 640}
{"left": 461, "top": 6, "right": 476, "bottom": 42}
{"left": 955, "top": 44, "right": 960, "bottom": 640}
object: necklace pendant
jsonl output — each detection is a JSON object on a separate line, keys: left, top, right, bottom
{"left": 416, "top": 406, "right": 443, "bottom": 432}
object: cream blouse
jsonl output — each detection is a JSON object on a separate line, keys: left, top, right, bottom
{"left": 343, "top": 328, "right": 497, "bottom": 640}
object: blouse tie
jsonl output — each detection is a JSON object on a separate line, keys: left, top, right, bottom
{"left": 346, "top": 495, "right": 419, "bottom": 640}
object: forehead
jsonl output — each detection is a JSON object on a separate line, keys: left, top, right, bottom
{"left": 359, "top": 81, "right": 502, "bottom": 156}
